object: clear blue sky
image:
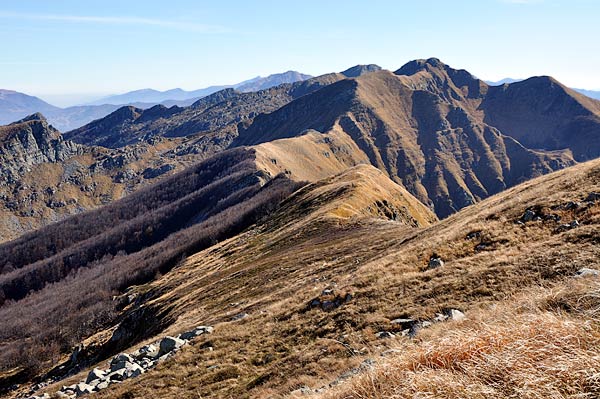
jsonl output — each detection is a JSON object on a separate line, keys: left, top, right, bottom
{"left": 0, "top": 0, "right": 598, "bottom": 105}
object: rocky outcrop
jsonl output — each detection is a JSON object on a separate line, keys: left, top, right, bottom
{"left": 28, "top": 326, "right": 213, "bottom": 399}
{"left": 0, "top": 114, "right": 81, "bottom": 185}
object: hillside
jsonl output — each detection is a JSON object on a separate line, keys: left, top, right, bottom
{"left": 6, "top": 150, "right": 600, "bottom": 399}
{"left": 235, "top": 58, "right": 591, "bottom": 217}
{"left": 0, "top": 114, "right": 229, "bottom": 242}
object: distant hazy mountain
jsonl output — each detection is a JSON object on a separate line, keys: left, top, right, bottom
{"left": 87, "top": 86, "right": 230, "bottom": 106}
{"left": 0, "top": 89, "right": 60, "bottom": 125}
{"left": 90, "top": 71, "right": 312, "bottom": 106}
{"left": 575, "top": 88, "right": 600, "bottom": 100}
{"left": 235, "top": 71, "right": 312, "bottom": 92}
{"left": 485, "top": 78, "right": 523, "bottom": 85}
{"left": 0, "top": 71, "right": 313, "bottom": 131}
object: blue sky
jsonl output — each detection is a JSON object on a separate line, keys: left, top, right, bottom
{"left": 0, "top": 0, "right": 598, "bottom": 106}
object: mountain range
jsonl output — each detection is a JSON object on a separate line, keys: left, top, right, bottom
{"left": 0, "top": 71, "right": 313, "bottom": 132}
{"left": 1, "top": 58, "right": 600, "bottom": 399}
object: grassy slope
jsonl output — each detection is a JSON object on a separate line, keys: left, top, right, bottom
{"left": 39, "top": 158, "right": 600, "bottom": 399}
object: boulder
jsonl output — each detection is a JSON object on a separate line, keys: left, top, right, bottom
{"left": 107, "top": 369, "right": 127, "bottom": 382}
{"left": 139, "top": 358, "right": 155, "bottom": 369}
{"left": 585, "top": 192, "right": 600, "bottom": 202}
{"left": 231, "top": 312, "right": 249, "bottom": 321}
{"left": 556, "top": 220, "right": 580, "bottom": 232}
{"left": 95, "top": 379, "right": 110, "bottom": 390}
{"left": 85, "top": 367, "right": 107, "bottom": 384}
{"left": 133, "top": 343, "right": 159, "bottom": 359}
{"left": 375, "top": 331, "right": 395, "bottom": 339}
{"left": 427, "top": 257, "right": 444, "bottom": 270}
{"left": 125, "top": 362, "right": 144, "bottom": 378}
{"left": 158, "top": 336, "right": 186, "bottom": 356}
{"left": 74, "top": 383, "right": 95, "bottom": 396}
{"left": 179, "top": 325, "right": 214, "bottom": 340}
{"left": 449, "top": 309, "right": 466, "bottom": 321}
{"left": 110, "top": 353, "right": 136, "bottom": 372}
{"left": 575, "top": 268, "right": 599, "bottom": 278}
{"left": 521, "top": 209, "right": 536, "bottom": 222}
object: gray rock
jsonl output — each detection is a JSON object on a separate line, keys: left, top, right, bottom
{"left": 125, "top": 362, "right": 144, "bottom": 378}
{"left": 74, "top": 382, "right": 95, "bottom": 395}
{"left": 434, "top": 313, "right": 448, "bottom": 322}
{"left": 56, "top": 392, "right": 73, "bottom": 399}
{"left": 428, "top": 257, "right": 444, "bottom": 270}
{"left": 521, "top": 209, "right": 536, "bottom": 222}
{"left": 375, "top": 331, "right": 395, "bottom": 339}
{"left": 575, "top": 268, "right": 600, "bottom": 278}
{"left": 139, "top": 358, "right": 155, "bottom": 369}
{"left": 556, "top": 220, "right": 580, "bottom": 232}
{"left": 110, "top": 353, "right": 135, "bottom": 371}
{"left": 158, "top": 336, "right": 186, "bottom": 356}
{"left": 179, "top": 325, "right": 214, "bottom": 340}
{"left": 85, "top": 367, "right": 106, "bottom": 384}
{"left": 585, "top": 192, "right": 600, "bottom": 202}
{"left": 449, "top": 309, "right": 466, "bottom": 321}
{"left": 107, "top": 369, "right": 127, "bottom": 382}
{"left": 133, "top": 343, "right": 159, "bottom": 359}
{"left": 231, "top": 312, "right": 249, "bottom": 321}
{"left": 95, "top": 379, "right": 110, "bottom": 390}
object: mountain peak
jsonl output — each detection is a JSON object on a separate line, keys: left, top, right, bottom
{"left": 341, "top": 64, "right": 382, "bottom": 78}
{"left": 394, "top": 57, "right": 450, "bottom": 76}
{"left": 14, "top": 112, "right": 47, "bottom": 124}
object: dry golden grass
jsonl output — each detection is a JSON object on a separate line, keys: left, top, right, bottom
{"left": 18, "top": 159, "right": 600, "bottom": 399}
{"left": 314, "top": 279, "right": 600, "bottom": 399}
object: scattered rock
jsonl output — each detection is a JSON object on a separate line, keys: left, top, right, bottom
{"left": 133, "top": 343, "right": 159, "bottom": 359}
{"left": 85, "top": 367, "right": 106, "bottom": 384}
{"left": 575, "top": 268, "right": 599, "bottom": 278}
{"left": 308, "top": 290, "right": 353, "bottom": 311}
{"left": 110, "top": 353, "right": 135, "bottom": 372}
{"left": 521, "top": 208, "right": 536, "bottom": 222}
{"left": 95, "top": 379, "right": 110, "bottom": 390}
{"left": 466, "top": 230, "right": 482, "bottom": 240}
{"left": 556, "top": 220, "right": 580, "bottom": 232}
{"left": 179, "top": 325, "right": 214, "bottom": 340}
{"left": 448, "top": 309, "right": 466, "bottom": 321}
{"left": 290, "top": 385, "right": 313, "bottom": 395}
{"left": 74, "top": 383, "right": 95, "bottom": 396}
{"left": 158, "top": 336, "right": 186, "bottom": 356}
{"left": 375, "top": 331, "right": 395, "bottom": 339}
{"left": 585, "top": 192, "right": 600, "bottom": 202}
{"left": 231, "top": 312, "right": 249, "bottom": 321}
{"left": 427, "top": 257, "right": 444, "bottom": 270}
{"left": 107, "top": 369, "right": 127, "bottom": 382}
{"left": 125, "top": 362, "right": 144, "bottom": 378}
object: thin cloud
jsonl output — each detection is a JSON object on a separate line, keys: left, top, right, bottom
{"left": 0, "top": 11, "right": 229, "bottom": 33}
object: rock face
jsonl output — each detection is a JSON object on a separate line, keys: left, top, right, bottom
{"left": 0, "top": 114, "right": 81, "bottom": 184}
